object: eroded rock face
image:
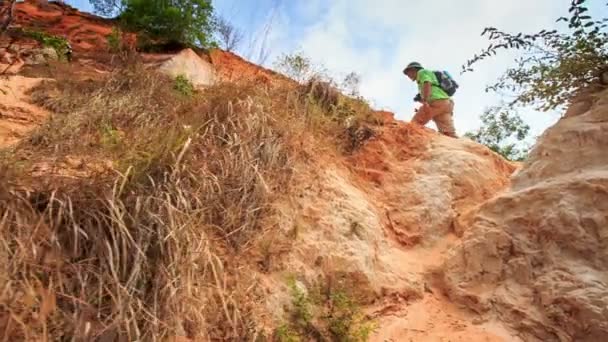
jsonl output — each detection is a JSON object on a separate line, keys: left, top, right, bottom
{"left": 441, "top": 89, "right": 608, "bottom": 342}
{"left": 270, "top": 122, "right": 516, "bottom": 311}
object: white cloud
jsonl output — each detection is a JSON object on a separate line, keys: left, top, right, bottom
{"left": 264, "top": 0, "right": 565, "bottom": 136}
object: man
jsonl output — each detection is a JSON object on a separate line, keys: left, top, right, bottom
{"left": 403, "top": 62, "right": 457, "bottom": 138}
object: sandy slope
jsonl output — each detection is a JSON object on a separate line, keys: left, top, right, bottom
{"left": 441, "top": 90, "right": 608, "bottom": 341}
{"left": 5, "top": 2, "right": 606, "bottom": 341}
{"left": 0, "top": 75, "right": 47, "bottom": 148}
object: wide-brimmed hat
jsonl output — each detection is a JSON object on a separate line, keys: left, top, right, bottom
{"left": 403, "top": 62, "right": 423, "bottom": 74}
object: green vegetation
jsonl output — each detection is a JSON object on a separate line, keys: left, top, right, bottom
{"left": 23, "top": 29, "right": 70, "bottom": 60}
{"left": 173, "top": 74, "right": 195, "bottom": 97}
{"left": 121, "top": 0, "right": 216, "bottom": 48}
{"left": 1, "top": 56, "right": 383, "bottom": 339}
{"left": 106, "top": 26, "right": 124, "bottom": 53}
{"left": 326, "top": 291, "right": 375, "bottom": 342}
{"left": 274, "top": 51, "right": 376, "bottom": 152}
{"left": 90, "top": 0, "right": 217, "bottom": 49}
{"left": 465, "top": 108, "right": 531, "bottom": 161}
{"left": 89, "top": 0, "right": 124, "bottom": 17}
{"left": 462, "top": 0, "right": 607, "bottom": 160}
{"left": 276, "top": 278, "right": 375, "bottom": 341}
{"left": 464, "top": 0, "right": 608, "bottom": 111}
{"left": 99, "top": 119, "right": 123, "bottom": 148}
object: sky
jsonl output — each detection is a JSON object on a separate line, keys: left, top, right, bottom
{"left": 65, "top": 0, "right": 605, "bottom": 139}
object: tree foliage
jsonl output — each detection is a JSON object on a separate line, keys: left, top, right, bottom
{"left": 89, "top": 0, "right": 216, "bottom": 48}
{"left": 121, "top": 0, "right": 215, "bottom": 47}
{"left": 463, "top": 0, "right": 608, "bottom": 111}
{"left": 89, "top": 0, "right": 123, "bottom": 17}
{"left": 465, "top": 108, "right": 531, "bottom": 161}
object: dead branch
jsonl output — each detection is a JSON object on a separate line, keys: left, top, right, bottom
{"left": 0, "top": 0, "right": 17, "bottom": 35}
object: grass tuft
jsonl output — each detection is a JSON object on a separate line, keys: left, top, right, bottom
{"left": 1, "top": 60, "right": 380, "bottom": 340}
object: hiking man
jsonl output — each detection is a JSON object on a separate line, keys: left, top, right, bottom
{"left": 403, "top": 62, "right": 457, "bottom": 138}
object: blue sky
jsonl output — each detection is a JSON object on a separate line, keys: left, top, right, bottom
{"left": 65, "top": 0, "right": 605, "bottom": 138}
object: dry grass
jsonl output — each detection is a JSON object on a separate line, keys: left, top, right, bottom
{"left": 0, "top": 65, "right": 296, "bottom": 340}
{"left": 0, "top": 62, "right": 379, "bottom": 340}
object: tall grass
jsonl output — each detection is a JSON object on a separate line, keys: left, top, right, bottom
{"left": 0, "top": 61, "right": 379, "bottom": 340}
{"left": 1, "top": 66, "right": 293, "bottom": 340}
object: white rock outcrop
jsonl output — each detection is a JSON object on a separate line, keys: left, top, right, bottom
{"left": 159, "top": 48, "right": 216, "bottom": 87}
{"left": 441, "top": 89, "right": 608, "bottom": 341}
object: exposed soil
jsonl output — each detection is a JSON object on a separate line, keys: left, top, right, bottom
{"left": 0, "top": 75, "right": 48, "bottom": 148}
{"left": 3, "top": 2, "right": 605, "bottom": 342}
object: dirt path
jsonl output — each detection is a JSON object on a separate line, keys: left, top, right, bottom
{"left": 369, "top": 235, "right": 521, "bottom": 342}
{"left": 371, "top": 294, "right": 518, "bottom": 342}
{"left": 0, "top": 75, "right": 48, "bottom": 148}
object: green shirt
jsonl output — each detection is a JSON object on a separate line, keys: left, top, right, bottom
{"left": 417, "top": 69, "right": 450, "bottom": 101}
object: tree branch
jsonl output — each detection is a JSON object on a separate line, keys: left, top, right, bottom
{"left": 0, "top": 0, "right": 17, "bottom": 35}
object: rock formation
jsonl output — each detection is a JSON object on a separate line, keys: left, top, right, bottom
{"left": 1, "top": 1, "right": 606, "bottom": 341}
{"left": 441, "top": 89, "right": 608, "bottom": 341}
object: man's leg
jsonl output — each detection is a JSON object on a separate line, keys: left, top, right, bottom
{"left": 431, "top": 100, "right": 457, "bottom": 138}
{"left": 433, "top": 112, "right": 457, "bottom": 137}
{"left": 411, "top": 103, "right": 433, "bottom": 126}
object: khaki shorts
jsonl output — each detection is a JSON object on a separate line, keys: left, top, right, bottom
{"left": 412, "top": 99, "right": 457, "bottom": 138}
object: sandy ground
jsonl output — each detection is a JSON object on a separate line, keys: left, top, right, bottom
{"left": 371, "top": 294, "right": 519, "bottom": 342}
{"left": 0, "top": 75, "right": 48, "bottom": 148}
{"left": 368, "top": 235, "right": 521, "bottom": 342}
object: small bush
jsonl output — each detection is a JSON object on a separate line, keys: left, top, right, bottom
{"left": 289, "top": 280, "right": 313, "bottom": 329}
{"left": 277, "top": 278, "right": 375, "bottom": 341}
{"left": 107, "top": 26, "right": 124, "bottom": 53}
{"left": 174, "top": 74, "right": 195, "bottom": 97}
{"left": 465, "top": 107, "right": 530, "bottom": 161}
{"left": 23, "top": 29, "right": 70, "bottom": 60}
{"left": 99, "top": 119, "right": 123, "bottom": 148}
{"left": 274, "top": 52, "right": 319, "bottom": 83}
{"left": 326, "top": 291, "right": 376, "bottom": 342}
{"left": 276, "top": 324, "right": 302, "bottom": 342}
{"left": 216, "top": 16, "right": 244, "bottom": 52}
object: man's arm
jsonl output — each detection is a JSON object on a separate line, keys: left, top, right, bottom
{"left": 421, "top": 81, "right": 432, "bottom": 104}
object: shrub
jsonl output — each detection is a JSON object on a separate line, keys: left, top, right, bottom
{"left": 106, "top": 26, "right": 124, "bottom": 53}
{"left": 23, "top": 29, "right": 70, "bottom": 60}
{"left": 341, "top": 72, "right": 361, "bottom": 97}
{"left": 463, "top": 0, "right": 608, "bottom": 111}
{"left": 274, "top": 51, "right": 318, "bottom": 83}
{"left": 465, "top": 107, "right": 530, "bottom": 161}
{"left": 120, "top": 0, "right": 217, "bottom": 48}
{"left": 326, "top": 291, "right": 375, "bottom": 342}
{"left": 277, "top": 278, "right": 375, "bottom": 341}
{"left": 174, "top": 74, "right": 195, "bottom": 97}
